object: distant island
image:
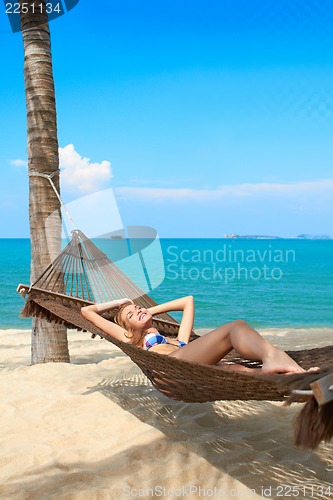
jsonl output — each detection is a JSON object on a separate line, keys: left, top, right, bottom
{"left": 224, "top": 233, "right": 331, "bottom": 240}
{"left": 224, "top": 234, "right": 281, "bottom": 239}
{"left": 296, "top": 234, "right": 331, "bottom": 240}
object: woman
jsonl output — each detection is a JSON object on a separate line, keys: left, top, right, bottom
{"left": 81, "top": 295, "right": 317, "bottom": 374}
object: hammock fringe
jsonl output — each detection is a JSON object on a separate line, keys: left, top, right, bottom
{"left": 20, "top": 294, "right": 86, "bottom": 331}
{"left": 293, "top": 398, "right": 333, "bottom": 449}
{"left": 20, "top": 294, "right": 37, "bottom": 319}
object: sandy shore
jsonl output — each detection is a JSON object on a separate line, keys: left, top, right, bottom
{"left": 0, "top": 327, "right": 332, "bottom": 499}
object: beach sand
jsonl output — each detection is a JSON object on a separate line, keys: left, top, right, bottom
{"left": 0, "top": 328, "right": 332, "bottom": 499}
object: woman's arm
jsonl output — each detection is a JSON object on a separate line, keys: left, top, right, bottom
{"left": 81, "top": 298, "right": 133, "bottom": 342}
{"left": 148, "top": 296, "right": 194, "bottom": 343}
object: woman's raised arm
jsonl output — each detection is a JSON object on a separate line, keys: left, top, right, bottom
{"left": 148, "top": 295, "right": 194, "bottom": 343}
{"left": 81, "top": 298, "right": 133, "bottom": 342}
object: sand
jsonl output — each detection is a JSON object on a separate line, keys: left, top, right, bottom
{"left": 0, "top": 327, "right": 332, "bottom": 499}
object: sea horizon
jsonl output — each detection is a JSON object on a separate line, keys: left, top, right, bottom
{"left": 0, "top": 235, "right": 332, "bottom": 239}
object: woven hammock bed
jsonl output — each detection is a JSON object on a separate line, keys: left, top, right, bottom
{"left": 18, "top": 230, "right": 333, "bottom": 450}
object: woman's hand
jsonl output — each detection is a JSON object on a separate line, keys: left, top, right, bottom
{"left": 80, "top": 298, "right": 134, "bottom": 343}
{"left": 81, "top": 298, "right": 133, "bottom": 316}
{"left": 95, "top": 297, "right": 133, "bottom": 313}
{"left": 118, "top": 298, "right": 134, "bottom": 306}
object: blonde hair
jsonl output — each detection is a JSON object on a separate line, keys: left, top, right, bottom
{"left": 114, "top": 303, "right": 146, "bottom": 348}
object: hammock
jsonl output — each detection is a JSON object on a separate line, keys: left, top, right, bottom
{"left": 18, "top": 229, "right": 333, "bottom": 450}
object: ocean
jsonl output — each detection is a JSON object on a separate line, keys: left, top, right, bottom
{"left": 1, "top": 238, "right": 332, "bottom": 331}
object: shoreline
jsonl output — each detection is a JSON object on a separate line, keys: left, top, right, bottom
{"left": 3, "top": 326, "right": 333, "bottom": 333}
{"left": 2, "top": 326, "right": 333, "bottom": 357}
{"left": 3, "top": 325, "right": 333, "bottom": 337}
{"left": 3, "top": 327, "right": 332, "bottom": 362}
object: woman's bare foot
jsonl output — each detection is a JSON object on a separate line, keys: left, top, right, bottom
{"left": 218, "top": 360, "right": 320, "bottom": 376}
{"left": 261, "top": 347, "right": 319, "bottom": 374}
{"left": 217, "top": 364, "right": 261, "bottom": 374}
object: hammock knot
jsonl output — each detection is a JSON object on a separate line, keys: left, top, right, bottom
{"left": 28, "top": 171, "right": 58, "bottom": 180}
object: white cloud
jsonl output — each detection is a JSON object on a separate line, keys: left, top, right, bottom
{"left": 114, "top": 180, "right": 333, "bottom": 237}
{"left": 10, "top": 159, "right": 27, "bottom": 167}
{"left": 115, "top": 179, "right": 333, "bottom": 204}
{"left": 116, "top": 187, "right": 209, "bottom": 201}
{"left": 59, "top": 144, "right": 112, "bottom": 193}
{"left": 115, "top": 179, "right": 333, "bottom": 219}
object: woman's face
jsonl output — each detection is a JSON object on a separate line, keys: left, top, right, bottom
{"left": 120, "top": 304, "right": 153, "bottom": 330}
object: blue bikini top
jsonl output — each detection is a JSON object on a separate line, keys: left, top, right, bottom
{"left": 144, "top": 332, "right": 187, "bottom": 351}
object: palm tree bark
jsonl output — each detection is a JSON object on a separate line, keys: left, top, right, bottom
{"left": 20, "top": 1, "right": 69, "bottom": 363}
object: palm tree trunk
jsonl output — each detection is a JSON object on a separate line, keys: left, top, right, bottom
{"left": 20, "top": 1, "right": 69, "bottom": 363}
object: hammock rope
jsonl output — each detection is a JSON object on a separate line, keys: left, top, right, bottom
{"left": 29, "top": 171, "right": 77, "bottom": 231}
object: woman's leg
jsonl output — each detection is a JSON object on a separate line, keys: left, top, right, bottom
{"left": 169, "top": 320, "right": 312, "bottom": 374}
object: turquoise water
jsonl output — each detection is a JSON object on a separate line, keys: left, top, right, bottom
{"left": 1, "top": 238, "right": 332, "bottom": 330}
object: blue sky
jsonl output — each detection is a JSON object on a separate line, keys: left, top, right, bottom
{"left": 1, "top": 0, "right": 333, "bottom": 237}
